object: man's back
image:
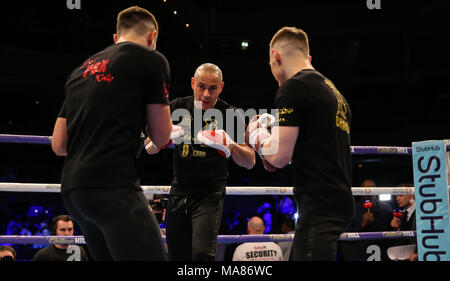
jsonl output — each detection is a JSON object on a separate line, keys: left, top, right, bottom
{"left": 60, "top": 42, "right": 170, "bottom": 192}
{"left": 232, "top": 242, "right": 283, "bottom": 261}
{"left": 275, "top": 69, "right": 354, "bottom": 219}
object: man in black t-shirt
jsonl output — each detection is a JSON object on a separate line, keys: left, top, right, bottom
{"left": 51, "top": 6, "right": 172, "bottom": 260}
{"left": 146, "top": 63, "right": 255, "bottom": 260}
{"left": 33, "top": 215, "right": 89, "bottom": 261}
{"left": 247, "top": 27, "right": 355, "bottom": 260}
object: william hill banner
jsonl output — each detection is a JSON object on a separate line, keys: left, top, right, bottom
{"left": 412, "top": 140, "right": 450, "bottom": 261}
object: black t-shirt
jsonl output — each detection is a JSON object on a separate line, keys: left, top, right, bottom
{"left": 170, "top": 96, "right": 245, "bottom": 194}
{"left": 32, "top": 245, "right": 88, "bottom": 261}
{"left": 58, "top": 42, "right": 170, "bottom": 192}
{"left": 274, "top": 69, "right": 354, "bottom": 219}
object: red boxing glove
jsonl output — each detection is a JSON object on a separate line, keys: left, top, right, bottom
{"left": 197, "top": 129, "right": 234, "bottom": 158}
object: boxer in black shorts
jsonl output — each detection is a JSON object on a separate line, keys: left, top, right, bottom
{"left": 51, "top": 6, "right": 172, "bottom": 260}
{"left": 146, "top": 63, "right": 255, "bottom": 260}
{"left": 247, "top": 27, "right": 355, "bottom": 260}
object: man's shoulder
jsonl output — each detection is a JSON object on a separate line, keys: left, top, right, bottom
{"left": 32, "top": 245, "right": 55, "bottom": 260}
{"left": 276, "top": 70, "right": 330, "bottom": 102}
{"left": 267, "top": 241, "right": 283, "bottom": 251}
{"left": 234, "top": 243, "right": 247, "bottom": 251}
{"left": 232, "top": 243, "right": 249, "bottom": 257}
{"left": 170, "top": 96, "right": 193, "bottom": 108}
{"left": 36, "top": 245, "right": 55, "bottom": 253}
{"left": 172, "top": 95, "right": 193, "bottom": 102}
{"left": 215, "top": 98, "right": 236, "bottom": 110}
{"left": 235, "top": 242, "right": 259, "bottom": 251}
{"left": 106, "top": 42, "right": 168, "bottom": 65}
{"left": 284, "top": 69, "right": 327, "bottom": 91}
{"left": 110, "top": 41, "right": 150, "bottom": 53}
{"left": 293, "top": 69, "right": 324, "bottom": 80}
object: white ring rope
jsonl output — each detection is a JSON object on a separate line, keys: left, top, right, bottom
{"left": 0, "top": 182, "right": 429, "bottom": 195}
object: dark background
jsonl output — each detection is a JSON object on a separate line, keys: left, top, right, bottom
{"left": 0, "top": 0, "right": 449, "bottom": 260}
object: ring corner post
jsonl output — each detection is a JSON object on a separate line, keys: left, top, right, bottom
{"left": 411, "top": 139, "right": 450, "bottom": 261}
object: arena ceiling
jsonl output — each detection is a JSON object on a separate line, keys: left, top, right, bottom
{"left": 1, "top": 0, "right": 449, "bottom": 145}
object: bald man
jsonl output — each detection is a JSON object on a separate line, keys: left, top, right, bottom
{"left": 232, "top": 216, "right": 283, "bottom": 261}
{"left": 247, "top": 27, "right": 355, "bottom": 260}
{"left": 247, "top": 216, "right": 266, "bottom": 234}
{"left": 147, "top": 63, "right": 255, "bottom": 261}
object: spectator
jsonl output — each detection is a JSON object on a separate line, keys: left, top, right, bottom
{"left": 32, "top": 215, "right": 88, "bottom": 261}
{"left": 257, "top": 202, "right": 273, "bottom": 234}
{"left": 275, "top": 195, "right": 296, "bottom": 218}
{"left": 6, "top": 213, "right": 25, "bottom": 236}
{"left": 33, "top": 222, "right": 52, "bottom": 249}
{"left": 354, "top": 180, "right": 393, "bottom": 232}
{"left": 232, "top": 216, "right": 283, "bottom": 261}
{"left": 390, "top": 184, "right": 416, "bottom": 232}
{"left": 339, "top": 179, "right": 393, "bottom": 260}
{"left": 388, "top": 183, "right": 417, "bottom": 261}
{"left": 0, "top": 246, "right": 16, "bottom": 261}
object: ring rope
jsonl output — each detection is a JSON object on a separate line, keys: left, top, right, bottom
{"left": 0, "top": 231, "right": 416, "bottom": 245}
{"left": 0, "top": 182, "right": 427, "bottom": 195}
{"left": 0, "top": 134, "right": 52, "bottom": 145}
{"left": 0, "top": 135, "right": 428, "bottom": 252}
{"left": 2, "top": 134, "right": 450, "bottom": 155}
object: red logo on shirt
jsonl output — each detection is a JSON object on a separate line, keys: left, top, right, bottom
{"left": 162, "top": 83, "right": 170, "bottom": 99}
{"left": 81, "top": 58, "right": 114, "bottom": 83}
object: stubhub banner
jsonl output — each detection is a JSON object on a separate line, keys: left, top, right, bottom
{"left": 412, "top": 140, "right": 450, "bottom": 261}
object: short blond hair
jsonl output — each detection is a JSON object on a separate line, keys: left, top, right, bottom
{"left": 270, "top": 27, "right": 310, "bottom": 58}
{"left": 116, "top": 6, "right": 158, "bottom": 37}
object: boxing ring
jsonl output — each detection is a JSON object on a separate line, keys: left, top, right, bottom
{"left": 1, "top": 134, "right": 449, "bottom": 261}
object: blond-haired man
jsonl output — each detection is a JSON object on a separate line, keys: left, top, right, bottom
{"left": 247, "top": 27, "right": 355, "bottom": 260}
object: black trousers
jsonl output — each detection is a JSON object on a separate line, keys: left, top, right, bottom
{"left": 62, "top": 187, "right": 168, "bottom": 261}
{"left": 165, "top": 191, "right": 224, "bottom": 261}
{"left": 292, "top": 212, "right": 352, "bottom": 261}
